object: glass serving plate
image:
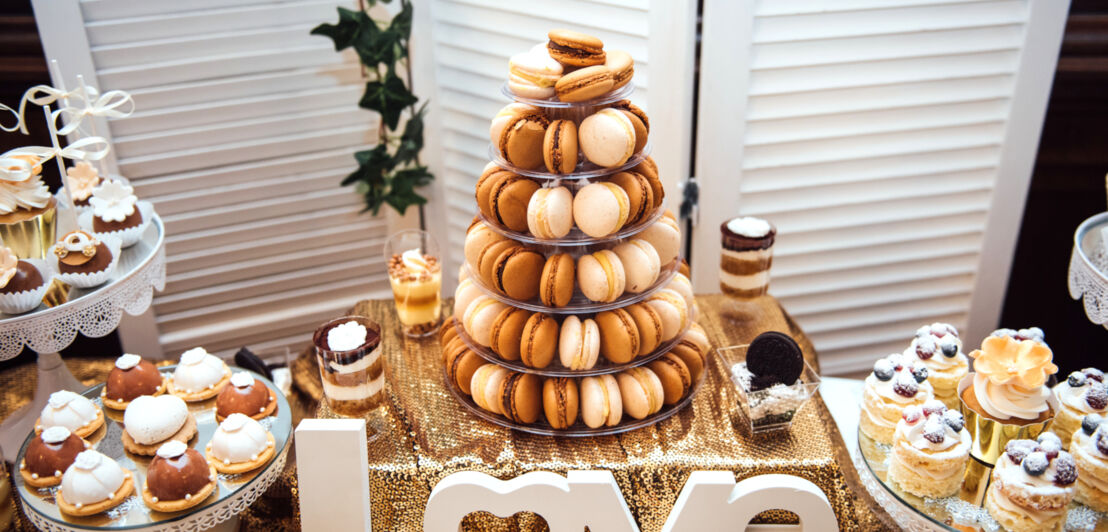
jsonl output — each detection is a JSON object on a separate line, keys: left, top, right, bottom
{"left": 486, "top": 141, "right": 652, "bottom": 181}
{"left": 856, "top": 429, "right": 1107, "bottom": 531}
{"left": 15, "top": 365, "right": 293, "bottom": 532}
{"left": 452, "top": 315, "right": 691, "bottom": 377}
{"left": 500, "top": 80, "right": 635, "bottom": 108}
{"left": 442, "top": 355, "right": 704, "bottom": 437}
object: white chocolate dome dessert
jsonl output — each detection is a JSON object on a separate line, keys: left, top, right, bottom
{"left": 169, "top": 347, "right": 230, "bottom": 401}
{"left": 38, "top": 390, "right": 103, "bottom": 438}
{"left": 57, "top": 450, "right": 133, "bottom": 516}
{"left": 206, "top": 413, "right": 275, "bottom": 474}
{"left": 121, "top": 394, "right": 196, "bottom": 455}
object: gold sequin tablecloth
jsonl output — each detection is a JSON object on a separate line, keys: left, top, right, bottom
{"left": 0, "top": 295, "right": 893, "bottom": 531}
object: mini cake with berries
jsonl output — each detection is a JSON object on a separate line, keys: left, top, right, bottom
{"left": 1051, "top": 368, "right": 1107, "bottom": 449}
{"left": 1071, "top": 415, "right": 1108, "bottom": 512}
{"left": 887, "top": 400, "right": 970, "bottom": 498}
{"left": 903, "top": 323, "right": 967, "bottom": 410}
{"left": 860, "top": 354, "right": 935, "bottom": 445}
{"left": 986, "top": 433, "right": 1077, "bottom": 532}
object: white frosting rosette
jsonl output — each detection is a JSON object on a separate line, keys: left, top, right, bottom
{"left": 47, "top": 232, "right": 122, "bottom": 289}
{"left": 0, "top": 257, "right": 52, "bottom": 314}
{"left": 77, "top": 187, "right": 153, "bottom": 249}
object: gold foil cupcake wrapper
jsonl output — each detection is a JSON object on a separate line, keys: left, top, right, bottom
{"left": 957, "top": 373, "right": 1057, "bottom": 466}
{"left": 0, "top": 197, "right": 56, "bottom": 260}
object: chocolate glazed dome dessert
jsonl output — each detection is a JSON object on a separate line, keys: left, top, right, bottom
{"left": 21, "top": 427, "right": 87, "bottom": 487}
{"left": 143, "top": 440, "right": 216, "bottom": 511}
{"left": 103, "top": 354, "right": 164, "bottom": 407}
{"left": 216, "top": 372, "right": 276, "bottom": 420}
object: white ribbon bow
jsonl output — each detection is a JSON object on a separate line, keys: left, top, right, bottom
{"left": 0, "top": 137, "right": 111, "bottom": 182}
{"left": 0, "top": 103, "right": 19, "bottom": 133}
{"left": 54, "top": 88, "right": 135, "bottom": 136}
{"left": 16, "top": 84, "right": 89, "bottom": 134}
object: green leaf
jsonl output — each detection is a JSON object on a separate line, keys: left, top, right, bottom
{"left": 358, "top": 72, "right": 417, "bottom": 130}
{"left": 393, "top": 101, "right": 427, "bottom": 166}
{"left": 390, "top": 0, "right": 413, "bottom": 43}
{"left": 384, "top": 166, "right": 432, "bottom": 214}
{"left": 310, "top": 7, "right": 368, "bottom": 51}
{"left": 341, "top": 145, "right": 393, "bottom": 187}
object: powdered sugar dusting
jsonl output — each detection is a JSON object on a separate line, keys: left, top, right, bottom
{"left": 1066, "top": 505, "right": 1100, "bottom": 531}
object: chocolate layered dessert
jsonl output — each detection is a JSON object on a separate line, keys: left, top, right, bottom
{"left": 719, "top": 216, "right": 775, "bottom": 299}
{"left": 312, "top": 318, "right": 385, "bottom": 416}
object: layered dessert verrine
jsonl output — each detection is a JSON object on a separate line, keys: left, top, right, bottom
{"left": 385, "top": 230, "right": 443, "bottom": 337}
{"left": 313, "top": 316, "right": 384, "bottom": 416}
{"left": 719, "top": 216, "right": 774, "bottom": 300}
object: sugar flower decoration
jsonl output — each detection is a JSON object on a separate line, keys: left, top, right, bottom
{"left": 66, "top": 162, "right": 100, "bottom": 201}
{"left": 89, "top": 179, "right": 137, "bottom": 223}
{"left": 0, "top": 247, "right": 17, "bottom": 289}
{"left": 0, "top": 153, "right": 50, "bottom": 214}
{"left": 970, "top": 335, "right": 1057, "bottom": 389}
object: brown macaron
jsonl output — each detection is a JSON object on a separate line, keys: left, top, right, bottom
{"left": 671, "top": 341, "right": 705, "bottom": 381}
{"left": 499, "top": 112, "right": 549, "bottom": 170}
{"left": 488, "top": 173, "right": 540, "bottom": 232}
{"left": 605, "top": 50, "right": 634, "bottom": 90}
{"left": 539, "top": 253, "right": 575, "bottom": 307}
{"left": 648, "top": 352, "right": 692, "bottom": 405}
{"left": 595, "top": 308, "right": 640, "bottom": 364}
{"left": 492, "top": 246, "right": 544, "bottom": 301}
{"left": 520, "top": 313, "right": 559, "bottom": 369}
{"left": 489, "top": 307, "right": 530, "bottom": 361}
{"left": 477, "top": 240, "right": 520, "bottom": 287}
{"left": 555, "top": 65, "right": 614, "bottom": 103}
{"left": 440, "top": 317, "right": 459, "bottom": 346}
{"left": 625, "top": 302, "right": 662, "bottom": 357}
{"left": 442, "top": 335, "right": 467, "bottom": 364}
{"left": 543, "top": 119, "right": 579, "bottom": 174}
{"left": 608, "top": 171, "right": 654, "bottom": 226}
{"left": 631, "top": 156, "right": 664, "bottom": 207}
{"left": 543, "top": 378, "right": 579, "bottom": 429}
{"left": 547, "top": 29, "right": 606, "bottom": 67}
{"left": 498, "top": 372, "right": 543, "bottom": 424}
{"left": 476, "top": 170, "right": 515, "bottom": 220}
{"left": 445, "top": 347, "right": 484, "bottom": 395}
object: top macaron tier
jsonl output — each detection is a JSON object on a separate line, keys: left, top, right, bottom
{"left": 506, "top": 30, "right": 635, "bottom": 108}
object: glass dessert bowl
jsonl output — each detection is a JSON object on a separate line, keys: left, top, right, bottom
{"left": 385, "top": 229, "right": 443, "bottom": 337}
{"left": 717, "top": 332, "right": 821, "bottom": 433}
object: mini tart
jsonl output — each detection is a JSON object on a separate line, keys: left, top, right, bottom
{"left": 56, "top": 470, "right": 134, "bottom": 517}
{"left": 34, "top": 408, "right": 104, "bottom": 440}
{"left": 168, "top": 368, "right": 231, "bottom": 402}
{"left": 102, "top": 381, "right": 166, "bottom": 410}
{"left": 121, "top": 413, "right": 198, "bottom": 456}
{"left": 206, "top": 432, "right": 277, "bottom": 475}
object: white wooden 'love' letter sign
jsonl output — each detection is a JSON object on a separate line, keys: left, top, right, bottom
{"left": 423, "top": 470, "right": 839, "bottom": 532}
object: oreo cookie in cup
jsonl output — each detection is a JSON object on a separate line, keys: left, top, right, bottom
{"left": 719, "top": 216, "right": 775, "bottom": 300}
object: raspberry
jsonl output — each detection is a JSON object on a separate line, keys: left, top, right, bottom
{"left": 902, "top": 405, "right": 923, "bottom": 424}
{"left": 1084, "top": 414, "right": 1102, "bottom": 436}
{"left": 1053, "top": 452, "right": 1077, "bottom": 486}
{"left": 873, "top": 359, "right": 894, "bottom": 382}
{"left": 1084, "top": 367, "right": 1105, "bottom": 383}
{"left": 1086, "top": 384, "right": 1108, "bottom": 410}
{"left": 914, "top": 336, "right": 937, "bottom": 360}
{"left": 1069, "top": 371, "right": 1088, "bottom": 387}
{"left": 943, "top": 410, "right": 964, "bottom": 432}
{"left": 930, "top": 322, "right": 956, "bottom": 338}
{"left": 893, "top": 374, "right": 918, "bottom": 398}
{"left": 922, "top": 417, "right": 946, "bottom": 444}
{"left": 1036, "top": 439, "right": 1061, "bottom": 460}
{"left": 938, "top": 337, "right": 958, "bottom": 358}
{"left": 1097, "top": 431, "right": 1108, "bottom": 456}
{"left": 1022, "top": 451, "right": 1048, "bottom": 476}
{"left": 1005, "top": 440, "right": 1037, "bottom": 464}
{"left": 911, "top": 364, "right": 929, "bottom": 384}
{"left": 922, "top": 400, "right": 946, "bottom": 417}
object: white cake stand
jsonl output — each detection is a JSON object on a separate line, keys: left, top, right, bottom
{"left": 0, "top": 216, "right": 165, "bottom": 462}
{"left": 1068, "top": 212, "right": 1108, "bottom": 329}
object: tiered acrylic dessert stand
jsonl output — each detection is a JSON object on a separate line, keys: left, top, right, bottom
{"left": 13, "top": 365, "right": 292, "bottom": 532}
{"left": 443, "top": 82, "right": 703, "bottom": 436}
{"left": 0, "top": 217, "right": 165, "bottom": 464}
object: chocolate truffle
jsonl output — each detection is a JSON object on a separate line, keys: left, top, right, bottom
{"left": 105, "top": 354, "right": 164, "bottom": 403}
{"left": 93, "top": 210, "right": 143, "bottom": 233}
{"left": 54, "top": 231, "right": 113, "bottom": 275}
{"left": 23, "top": 427, "right": 85, "bottom": 482}
{"left": 146, "top": 441, "right": 213, "bottom": 502}
{"left": 216, "top": 372, "right": 274, "bottom": 420}
{"left": 0, "top": 261, "right": 44, "bottom": 294}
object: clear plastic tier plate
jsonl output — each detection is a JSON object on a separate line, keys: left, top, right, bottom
{"left": 487, "top": 141, "right": 651, "bottom": 181}
{"left": 15, "top": 365, "right": 293, "bottom": 532}
{"left": 452, "top": 315, "right": 691, "bottom": 377}
{"left": 463, "top": 259, "right": 679, "bottom": 314}
{"left": 854, "top": 428, "right": 1106, "bottom": 531}
{"left": 478, "top": 199, "right": 667, "bottom": 246}
{"left": 443, "top": 357, "right": 703, "bottom": 437}
{"left": 500, "top": 81, "right": 634, "bottom": 108}
{"left": 1068, "top": 212, "right": 1108, "bottom": 330}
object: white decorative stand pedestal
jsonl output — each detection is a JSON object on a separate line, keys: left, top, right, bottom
{"left": 0, "top": 217, "right": 165, "bottom": 462}
{"left": 1068, "top": 212, "right": 1108, "bottom": 328}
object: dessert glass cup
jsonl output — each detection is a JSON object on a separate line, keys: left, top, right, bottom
{"left": 313, "top": 316, "right": 386, "bottom": 418}
{"left": 0, "top": 197, "right": 57, "bottom": 260}
{"left": 384, "top": 229, "right": 443, "bottom": 338}
{"left": 717, "top": 344, "right": 820, "bottom": 433}
{"left": 719, "top": 221, "right": 774, "bottom": 321}
{"left": 956, "top": 373, "right": 1058, "bottom": 466}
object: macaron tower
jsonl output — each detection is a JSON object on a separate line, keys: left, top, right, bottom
{"left": 443, "top": 29, "right": 706, "bottom": 435}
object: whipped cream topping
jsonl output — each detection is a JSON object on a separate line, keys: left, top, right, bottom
{"left": 1079, "top": 426, "right": 1108, "bottom": 459}
{"left": 0, "top": 247, "right": 16, "bottom": 289}
{"left": 327, "top": 321, "right": 367, "bottom": 352}
{"left": 896, "top": 405, "right": 970, "bottom": 456}
{"left": 174, "top": 347, "right": 227, "bottom": 392}
{"left": 973, "top": 372, "right": 1052, "bottom": 421}
{"left": 1054, "top": 380, "right": 1108, "bottom": 414}
{"left": 230, "top": 371, "right": 254, "bottom": 388}
{"left": 41, "top": 391, "right": 98, "bottom": 432}
{"left": 65, "top": 162, "right": 99, "bottom": 201}
{"left": 41, "top": 426, "right": 72, "bottom": 444}
{"left": 156, "top": 440, "right": 188, "bottom": 459}
{"left": 995, "top": 449, "right": 1075, "bottom": 498}
{"left": 866, "top": 354, "right": 935, "bottom": 405}
{"left": 904, "top": 334, "right": 966, "bottom": 371}
{"left": 400, "top": 248, "right": 431, "bottom": 273}
{"left": 0, "top": 156, "right": 50, "bottom": 214}
{"left": 62, "top": 450, "right": 126, "bottom": 505}
{"left": 124, "top": 395, "right": 187, "bottom": 445}
{"left": 114, "top": 353, "right": 141, "bottom": 370}
{"left": 89, "top": 179, "right": 137, "bottom": 223}
{"left": 725, "top": 216, "right": 771, "bottom": 238}
{"left": 209, "top": 413, "right": 270, "bottom": 464}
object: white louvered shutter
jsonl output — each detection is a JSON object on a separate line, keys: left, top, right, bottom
{"left": 33, "top": 0, "right": 392, "bottom": 358}
{"left": 417, "top": 0, "right": 698, "bottom": 286}
{"left": 693, "top": 0, "right": 1069, "bottom": 374}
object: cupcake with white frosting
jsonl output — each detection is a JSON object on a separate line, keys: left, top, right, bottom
{"left": 78, "top": 179, "right": 153, "bottom": 248}
{"left": 860, "top": 353, "right": 935, "bottom": 445}
{"left": 1072, "top": 415, "right": 1108, "bottom": 512}
{"left": 902, "top": 323, "right": 967, "bottom": 410}
{"left": 886, "top": 400, "right": 970, "bottom": 498}
{"left": 985, "top": 433, "right": 1076, "bottom": 532}
{"left": 56, "top": 450, "right": 134, "bottom": 516}
{"left": 168, "top": 347, "right": 231, "bottom": 401}
{"left": 36, "top": 390, "right": 104, "bottom": 439}
{"left": 205, "top": 413, "right": 276, "bottom": 474}
{"left": 1051, "top": 368, "right": 1108, "bottom": 449}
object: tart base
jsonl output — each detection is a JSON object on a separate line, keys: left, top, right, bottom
{"left": 216, "top": 391, "right": 277, "bottom": 423}
{"left": 56, "top": 471, "right": 134, "bottom": 517}
{"left": 141, "top": 465, "right": 217, "bottom": 512}
{"left": 121, "top": 413, "right": 198, "bottom": 456}
{"left": 168, "top": 370, "right": 232, "bottom": 402}
{"left": 101, "top": 378, "right": 168, "bottom": 410}
{"left": 984, "top": 483, "right": 1064, "bottom": 532}
{"left": 35, "top": 407, "right": 105, "bottom": 440}
{"left": 19, "top": 463, "right": 62, "bottom": 488}
{"left": 206, "top": 432, "right": 276, "bottom": 475}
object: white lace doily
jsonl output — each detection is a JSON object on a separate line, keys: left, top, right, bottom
{"left": 0, "top": 217, "right": 165, "bottom": 359}
{"left": 1069, "top": 212, "right": 1108, "bottom": 329}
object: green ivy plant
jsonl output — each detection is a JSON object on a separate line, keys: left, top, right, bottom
{"left": 312, "top": 0, "right": 432, "bottom": 216}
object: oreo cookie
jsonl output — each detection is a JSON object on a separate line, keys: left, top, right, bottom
{"left": 746, "top": 331, "right": 804, "bottom": 391}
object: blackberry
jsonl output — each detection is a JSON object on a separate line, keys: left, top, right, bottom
{"left": 1086, "top": 384, "right": 1108, "bottom": 410}
{"left": 1053, "top": 452, "right": 1077, "bottom": 486}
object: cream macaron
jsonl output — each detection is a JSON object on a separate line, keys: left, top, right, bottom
{"left": 617, "top": 367, "right": 664, "bottom": 420}
{"left": 463, "top": 296, "right": 509, "bottom": 347}
{"left": 507, "top": 51, "right": 563, "bottom": 100}
{"left": 639, "top": 216, "right": 681, "bottom": 266}
{"left": 453, "top": 278, "right": 484, "bottom": 323}
{"left": 612, "top": 239, "right": 660, "bottom": 293}
{"left": 577, "top": 249, "right": 626, "bottom": 303}
{"left": 527, "top": 186, "right": 574, "bottom": 239}
{"left": 645, "top": 288, "right": 689, "bottom": 341}
{"left": 559, "top": 315, "right": 601, "bottom": 370}
{"left": 579, "top": 108, "right": 636, "bottom": 168}
{"left": 581, "top": 374, "right": 623, "bottom": 428}
{"left": 573, "top": 182, "right": 629, "bottom": 238}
